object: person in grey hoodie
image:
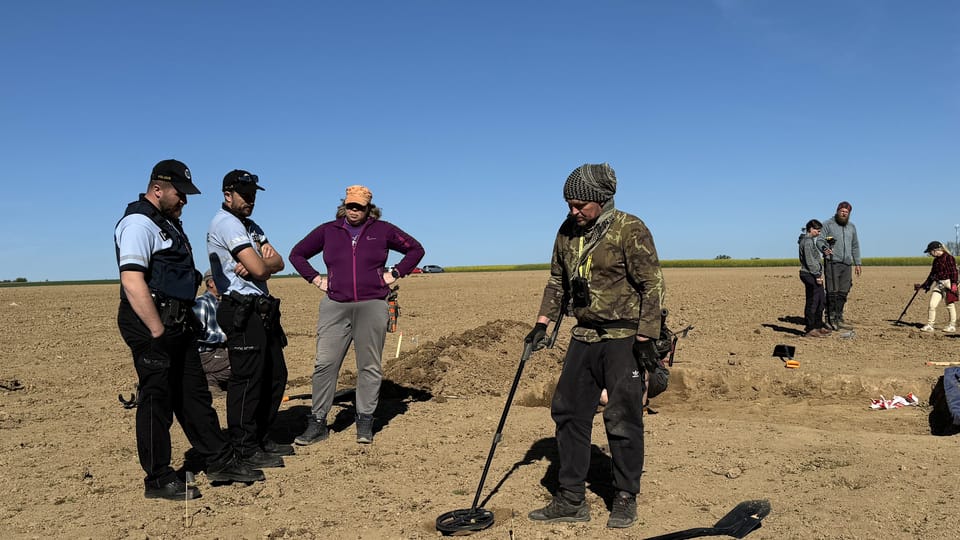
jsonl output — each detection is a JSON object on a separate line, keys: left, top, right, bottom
{"left": 820, "top": 201, "right": 861, "bottom": 330}
{"left": 798, "top": 220, "right": 831, "bottom": 337}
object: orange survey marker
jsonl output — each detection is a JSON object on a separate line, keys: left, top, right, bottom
{"left": 772, "top": 344, "right": 799, "bottom": 368}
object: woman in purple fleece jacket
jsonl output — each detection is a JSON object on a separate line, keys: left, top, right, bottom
{"left": 289, "top": 185, "right": 424, "bottom": 445}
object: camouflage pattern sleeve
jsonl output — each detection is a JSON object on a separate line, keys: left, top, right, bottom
{"left": 623, "top": 216, "right": 664, "bottom": 339}
{"left": 537, "top": 230, "right": 567, "bottom": 321}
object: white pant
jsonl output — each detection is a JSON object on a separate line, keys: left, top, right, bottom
{"left": 928, "top": 280, "right": 956, "bottom": 326}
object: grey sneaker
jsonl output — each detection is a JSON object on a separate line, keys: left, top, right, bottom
{"left": 295, "top": 417, "right": 329, "bottom": 446}
{"left": 606, "top": 492, "right": 637, "bottom": 529}
{"left": 356, "top": 413, "right": 375, "bottom": 444}
{"left": 528, "top": 495, "right": 590, "bottom": 523}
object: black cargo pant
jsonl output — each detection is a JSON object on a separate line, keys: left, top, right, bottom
{"left": 800, "top": 272, "right": 827, "bottom": 331}
{"left": 117, "top": 302, "right": 233, "bottom": 488}
{"left": 218, "top": 295, "right": 288, "bottom": 456}
{"left": 551, "top": 336, "right": 646, "bottom": 500}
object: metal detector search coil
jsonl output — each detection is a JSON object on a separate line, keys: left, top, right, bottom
{"left": 436, "top": 312, "right": 565, "bottom": 535}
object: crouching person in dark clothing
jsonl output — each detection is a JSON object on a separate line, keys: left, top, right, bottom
{"left": 115, "top": 159, "right": 264, "bottom": 501}
{"left": 526, "top": 163, "right": 664, "bottom": 529}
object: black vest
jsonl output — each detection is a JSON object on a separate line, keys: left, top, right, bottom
{"left": 116, "top": 196, "right": 199, "bottom": 301}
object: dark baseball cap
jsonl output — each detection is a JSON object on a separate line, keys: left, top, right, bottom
{"left": 222, "top": 169, "right": 266, "bottom": 193}
{"left": 150, "top": 159, "right": 201, "bottom": 195}
{"left": 925, "top": 241, "right": 944, "bottom": 253}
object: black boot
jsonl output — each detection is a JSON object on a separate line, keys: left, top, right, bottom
{"left": 356, "top": 413, "right": 375, "bottom": 444}
{"left": 825, "top": 294, "right": 837, "bottom": 330}
{"left": 836, "top": 294, "right": 853, "bottom": 329}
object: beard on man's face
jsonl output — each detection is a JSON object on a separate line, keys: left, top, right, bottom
{"left": 834, "top": 213, "right": 849, "bottom": 226}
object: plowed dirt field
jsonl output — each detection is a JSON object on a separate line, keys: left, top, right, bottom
{"left": 2, "top": 268, "right": 958, "bottom": 539}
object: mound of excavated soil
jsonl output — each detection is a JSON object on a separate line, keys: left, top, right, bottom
{"left": 382, "top": 319, "right": 566, "bottom": 405}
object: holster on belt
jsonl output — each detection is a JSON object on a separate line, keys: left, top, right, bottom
{"left": 226, "top": 292, "right": 286, "bottom": 346}
{"left": 255, "top": 295, "right": 281, "bottom": 331}
{"left": 151, "top": 291, "right": 193, "bottom": 328}
{"left": 226, "top": 291, "right": 256, "bottom": 331}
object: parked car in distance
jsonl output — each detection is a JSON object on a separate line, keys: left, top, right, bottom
{"left": 421, "top": 265, "right": 444, "bottom": 273}
{"left": 410, "top": 267, "right": 423, "bottom": 274}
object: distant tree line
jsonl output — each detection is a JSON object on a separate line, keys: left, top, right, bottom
{"left": 1, "top": 278, "right": 28, "bottom": 283}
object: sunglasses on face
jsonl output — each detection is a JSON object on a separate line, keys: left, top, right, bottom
{"left": 345, "top": 203, "right": 367, "bottom": 211}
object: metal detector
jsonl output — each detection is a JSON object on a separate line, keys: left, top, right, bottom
{"left": 894, "top": 286, "right": 923, "bottom": 326}
{"left": 435, "top": 312, "right": 565, "bottom": 535}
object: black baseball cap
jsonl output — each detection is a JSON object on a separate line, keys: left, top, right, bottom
{"left": 222, "top": 169, "right": 266, "bottom": 193}
{"left": 151, "top": 159, "right": 201, "bottom": 195}
{"left": 925, "top": 241, "right": 944, "bottom": 253}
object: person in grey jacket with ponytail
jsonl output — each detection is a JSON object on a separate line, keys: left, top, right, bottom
{"left": 799, "top": 220, "right": 831, "bottom": 337}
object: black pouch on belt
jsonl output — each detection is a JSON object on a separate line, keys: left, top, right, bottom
{"left": 228, "top": 292, "right": 256, "bottom": 331}
{"left": 255, "top": 296, "right": 281, "bottom": 331}
{"left": 153, "top": 293, "right": 189, "bottom": 327}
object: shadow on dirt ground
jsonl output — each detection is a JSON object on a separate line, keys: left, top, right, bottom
{"left": 270, "top": 380, "right": 432, "bottom": 441}
{"left": 479, "top": 437, "right": 617, "bottom": 511}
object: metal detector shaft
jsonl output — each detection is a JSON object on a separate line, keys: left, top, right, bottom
{"left": 468, "top": 341, "right": 534, "bottom": 510}
{"left": 468, "top": 312, "right": 565, "bottom": 511}
{"left": 896, "top": 287, "right": 923, "bottom": 324}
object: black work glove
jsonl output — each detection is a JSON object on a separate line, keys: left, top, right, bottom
{"left": 525, "top": 323, "right": 548, "bottom": 346}
{"left": 633, "top": 339, "right": 660, "bottom": 373}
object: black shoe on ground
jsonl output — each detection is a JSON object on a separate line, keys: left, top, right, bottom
{"left": 606, "top": 491, "right": 637, "bottom": 529}
{"left": 528, "top": 495, "right": 590, "bottom": 523}
{"left": 261, "top": 439, "right": 295, "bottom": 456}
{"left": 206, "top": 456, "right": 266, "bottom": 483}
{"left": 145, "top": 479, "right": 201, "bottom": 501}
{"left": 356, "top": 413, "right": 375, "bottom": 444}
{"left": 241, "top": 450, "right": 284, "bottom": 468}
{"left": 295, "top": 417, "right": 329, "bottom": 446}
{"left": 181, "top": 447, "right": 208, "bottom": 474}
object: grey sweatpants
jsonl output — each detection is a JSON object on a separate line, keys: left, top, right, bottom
{"left": 310, "top": 296, "right": 389, "bottom": 421}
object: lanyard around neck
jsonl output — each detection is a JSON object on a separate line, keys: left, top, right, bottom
{"left": 577, "top": 236, "right": 593, "bottom": 277}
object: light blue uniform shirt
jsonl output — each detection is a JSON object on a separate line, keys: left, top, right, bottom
{"left": 207, "top": 207, "right": 270, "bottom": 297}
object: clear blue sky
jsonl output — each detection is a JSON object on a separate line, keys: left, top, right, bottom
{"left": 2, "top": 1, "right": 958, "bottom": 281}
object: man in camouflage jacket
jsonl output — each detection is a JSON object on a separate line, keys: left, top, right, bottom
{"left": 526, "top": 163, "right": 664, "bottom": 529}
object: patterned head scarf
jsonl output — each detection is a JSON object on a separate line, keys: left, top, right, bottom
{"left": 345, "top": 185, "right": 373, "bottom": 206}
{"left": 563, "top": 163, "right": 617, "bottom": 203}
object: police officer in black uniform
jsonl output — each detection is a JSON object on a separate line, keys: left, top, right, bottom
{"left": 206, "top": 169, "right": 290, "bottom": 467}
{"left": 115, "top": 159, "right": 265, "bottom": 500}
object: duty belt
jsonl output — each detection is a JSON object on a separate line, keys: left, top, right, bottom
{"left": 150, "top": 291, "right": 193, "bottom": 327}
{"left": 199, "top": 342, "right": 227, "bottom": 353}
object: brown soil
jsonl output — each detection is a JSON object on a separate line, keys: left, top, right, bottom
{"left": 2, "top": 268, "right": 958, "bottom": 539}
